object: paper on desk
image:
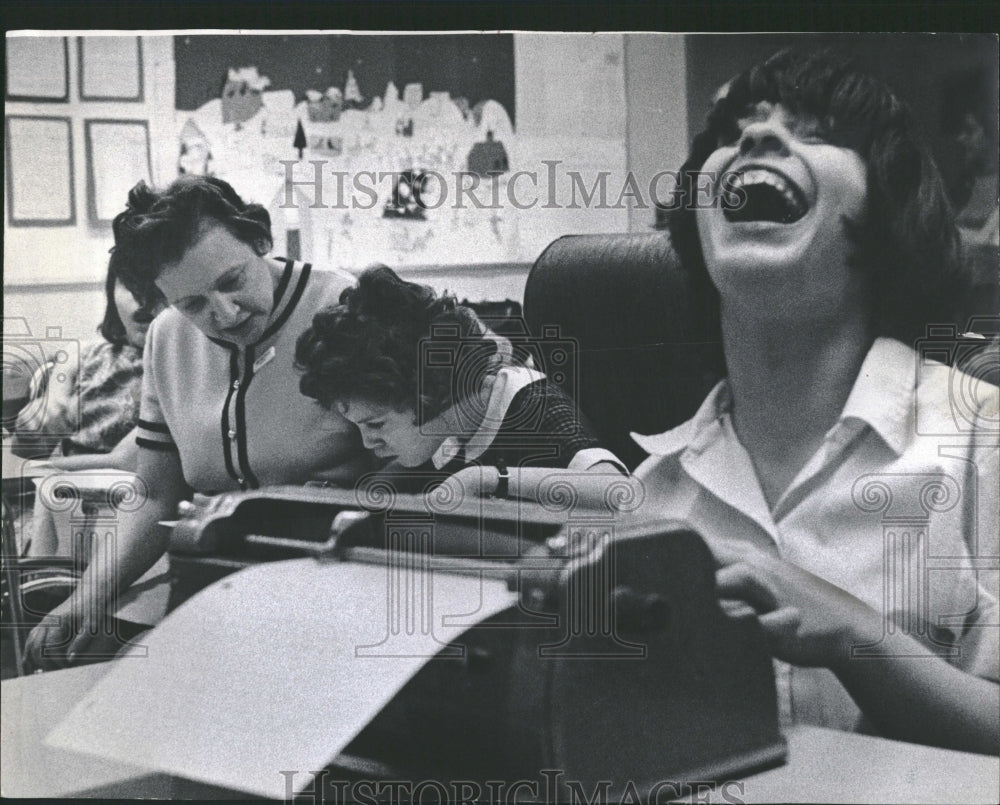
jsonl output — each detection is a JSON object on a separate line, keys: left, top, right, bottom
{"left": 45, "top": 558, "right": 517, "bottom": 798}
{"left": 20, "top": 458, "right": 59, "bottom": 478}
{"left": 1, "top": 447, "right": 55, "bottom": 482}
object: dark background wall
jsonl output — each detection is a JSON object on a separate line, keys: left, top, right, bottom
{"left": 684, "top": 33, "right": 998, "bottom": 198}
{"left": 174, "top": 33, "right": 515, "bottom": 122}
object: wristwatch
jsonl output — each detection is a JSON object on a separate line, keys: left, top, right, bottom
{"left": 493, "top": 458, "right": 509, "bottom": 499}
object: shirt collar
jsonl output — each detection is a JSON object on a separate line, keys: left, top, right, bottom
{"left": 630, "top": 380, "right": 732, "bottom": 457}
{"left": 430, "top": 366, "right": 546, "bottom": 469}
{"left": 631, "top": 337, "right": 916, "bottom": 460}
{"left": 839, "top": 336, "right": 914, "bottom": 456}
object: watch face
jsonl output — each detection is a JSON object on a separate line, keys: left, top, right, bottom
{"left": 494, "top": 460, "right": 509, "bottom": 499}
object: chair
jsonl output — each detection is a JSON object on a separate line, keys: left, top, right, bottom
{"left": 1, "top": 496, "right": 81, "bottom": 678}
{"left": 523, "top": 232, "right": 725, "bottom": 471}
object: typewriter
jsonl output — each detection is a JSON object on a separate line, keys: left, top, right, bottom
{"left": 166, "top": 482, "right": 786, "bottom": 800}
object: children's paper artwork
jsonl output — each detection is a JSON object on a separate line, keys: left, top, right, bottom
{"left": 307, "top": 87, "right": 343, "bottom": 122}
{"left": 174, "top": 66, "right": 625, "bottom": 269}
{"left": 178, "top": 119, "right": 212, "bottom": 176}
{"left": 467, "top": 131, "right": 510, "bottom": 177}
{"left": 402, "top": 83, "right": 424, "bottom": 110}
{"left": 343, "top": 70, "right": 364, "bottom": 110}
{"left": 221, "top": 67, "right": 271, "bottom": 126}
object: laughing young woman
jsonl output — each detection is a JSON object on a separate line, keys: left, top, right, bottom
{"left": 633, "top": 49, "right": 998, "bottom": 753}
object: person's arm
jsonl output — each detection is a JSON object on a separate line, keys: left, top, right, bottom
{"left": 9, "top": 350, "right": 81, "bottom": 458}
{"left": 24, "top": 445, "right": 188, "bottom": 670}
{"left": 440, "top": 463, "right": 640, "bottom": 510}
{"left": 715, "top": 550, "right": 999, "bottom": 755}
{"left": 46, "top": 427, "right": 141, "bottom": 472}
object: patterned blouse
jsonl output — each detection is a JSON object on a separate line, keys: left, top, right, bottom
{"left": 13, "top": 341, "right": 144, "bottom": 457}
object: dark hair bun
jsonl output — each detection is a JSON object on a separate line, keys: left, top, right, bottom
{"left": 125, "top": 180, "right": 158, "bottom": 214}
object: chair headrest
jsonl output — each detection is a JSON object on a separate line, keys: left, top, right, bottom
{"left": 524, "top": 233, "right": 724, "bottom": 470}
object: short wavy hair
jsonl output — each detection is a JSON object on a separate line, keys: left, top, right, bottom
{"left": 296, "top": 266, "right": 506, "bottom": 423}
{"left": 668, "top": 48, "right": 968, "bottom": 346}
{"left": 111, "top": 175, "right": 272, "bottom": 304}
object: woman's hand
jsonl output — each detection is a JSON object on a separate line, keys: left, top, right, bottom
{"left": 23, "top": 595, "right": 100, "bottom": 672}
{"left": 713, "top": 543, "right": 1000, "bottom": 754}
{"left": 435, "top": 465, "right": 498, "bottom": 503}
{"left": 714, "top": 547, "right": 882, "bottom": 670}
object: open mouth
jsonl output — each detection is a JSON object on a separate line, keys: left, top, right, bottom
{"left": 723, "top": 168, "right": 809, "bottom": 224}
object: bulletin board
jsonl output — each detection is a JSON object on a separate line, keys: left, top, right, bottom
{"left": 170, "top": 33, "right": 631, "bottom": 270}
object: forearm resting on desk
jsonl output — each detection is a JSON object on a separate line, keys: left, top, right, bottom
{"left": 46, "top": 431, "right": 140, "bottom": 472}
{"left": 24, "top": 448, "right": 188, "bottom": 668}
{"left": 832, "top": 623, "right": 1000, "bottom": 755}
{"left": 715, "top": 554, "right": 1000, "bottom": 755}
{"left": 442, "top": 464, "right": 636, "bottom": 508}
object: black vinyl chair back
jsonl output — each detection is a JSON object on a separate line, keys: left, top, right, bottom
{"left": 524, "top": 233, "right": 725, "bottom": 471}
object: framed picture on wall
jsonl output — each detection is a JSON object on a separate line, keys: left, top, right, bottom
{"left": 5, "top": 116, "right": 76, "bottom": 226}
{"left": 5, "top": 36, "right": 69, "bottom": 102}
{"left": 85, "top": 119, "right": 152, "bottom": 225}
{"left": 78, "top": 36, "right": 143, "bottom": 102}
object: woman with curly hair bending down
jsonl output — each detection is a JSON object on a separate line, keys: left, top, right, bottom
{"left": 295, "top": 265, "right": 633, "bottom": 506}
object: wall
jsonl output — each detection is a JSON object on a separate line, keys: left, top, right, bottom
{"left": 4, "top": 33, "right": 683, "bottom": 338}
{"left": 683, "top": 33, "right": 999, "bottom": 193}
{"left": 623, "top": 34, "right": 687, "bottom": 233}
{"left": 4, "top": 34, "right": 175, "bottom": 340}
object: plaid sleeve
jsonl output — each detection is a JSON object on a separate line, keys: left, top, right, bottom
{"left": 503, "top": 380, "right": 624, "bottom": 470}
{"left": 135, "top": 325, "right": 177, "bottom": 453}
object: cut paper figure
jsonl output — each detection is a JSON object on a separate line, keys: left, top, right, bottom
{"left": 383, "top": 170, "right": 428, "bottom": 220}
{"left": 403, "top": 83, "right": 423, "bottom": 110}
{"left": 344, "top": 70, "right": 364, "bottom": 110}
{"left": 467, "top": 130, "right": 509, "bottom": 177}
{"left": 178, "top": 119, "right": 213, "bottom": 176}
{"left": 306, "top": 87, "right": 343, "bottom": 122}
{"left": 472, "top": 99, "right": 514, "bottom": 137}
{"left": 293, "top": 120, "right": 307, "bottom": 159}
{"left": 221, "top": 67, "right": 271, "bottom": 127}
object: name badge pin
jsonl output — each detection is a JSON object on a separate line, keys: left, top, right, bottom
{"left": 253, "top": 345, "right": 277, "bottom": 373}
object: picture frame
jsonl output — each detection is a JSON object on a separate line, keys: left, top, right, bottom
{"left": 5, "top": 36, "right": 69, "bottom": 102}
{"left": 84, "top": 119, "right": 152, "bottom": 226}
{"left": 4, "top": 116, "right": 76, "bottom": 227}
{"left": 78, "top": 36, "right": 144, "bottom": 102}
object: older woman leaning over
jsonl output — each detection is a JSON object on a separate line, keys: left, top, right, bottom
{"left": 26, "top": 175, "right": 367, "bottom": 670}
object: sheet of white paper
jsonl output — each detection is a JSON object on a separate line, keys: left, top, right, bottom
{"left": 45, "top": 558, "right": 517, "bottom": 798}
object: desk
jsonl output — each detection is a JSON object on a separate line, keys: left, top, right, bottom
{"left": 737, "top": 727, "right": 999, "bottom": 804}
{"left": 2, "top": 662, "right": 998, "bottom": 801}
{"left": 1, "top": 438, "right": 41, "bottom": 494}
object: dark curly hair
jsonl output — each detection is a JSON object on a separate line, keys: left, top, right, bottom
{"left": 296, "top": 266, "right": 508, "bottom": 423}
{"left": 111, "top": 175, "right": 272, "bottom": 304}
{"left": 668, "top": 47, "right": 968, "bottom": 346}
